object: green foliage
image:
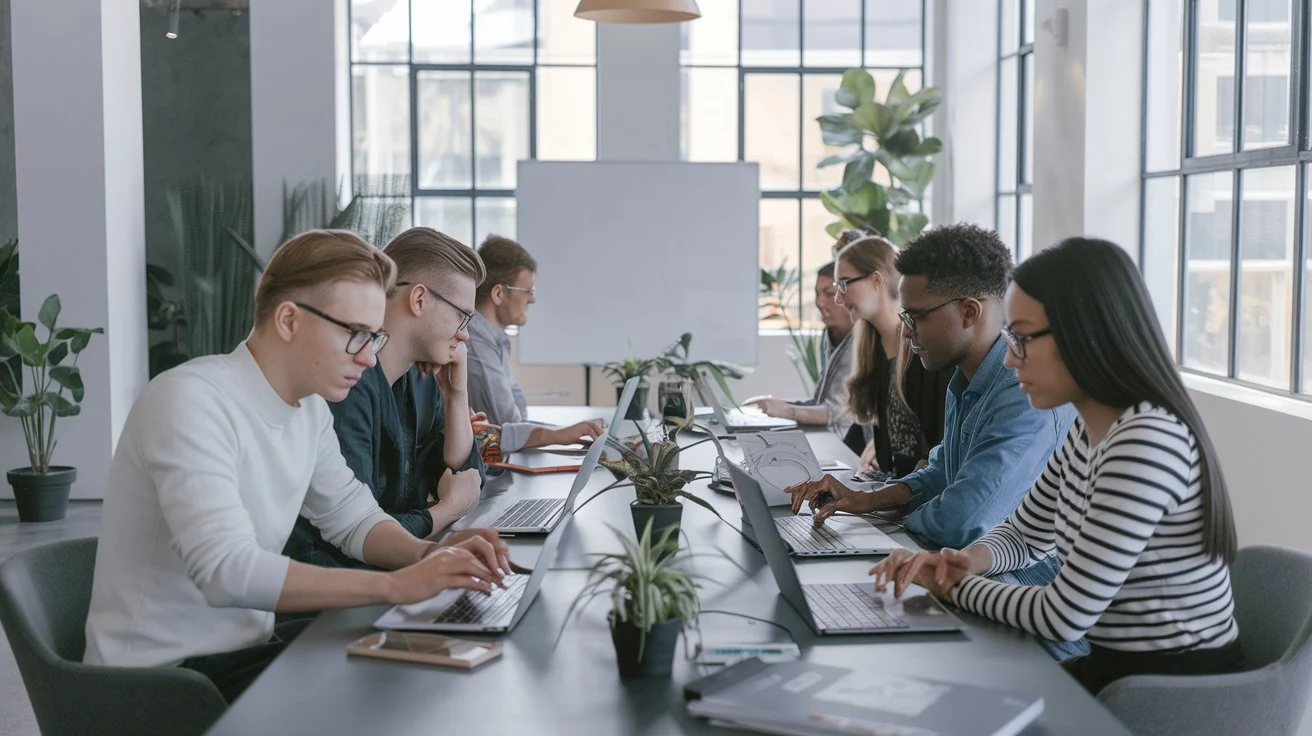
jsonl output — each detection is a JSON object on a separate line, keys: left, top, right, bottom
{"left": 0, "top": 295, "right": 103, "bottom": 472}
{"left": 815, "top": 68, "right": 943, "bottom": 245}
{"left": 601, "top": 344, "right": 666, "bottom": 387}
{"left": 658, "top": 333, "right": 749, "bottom": 404}
{"left": 146, "top": 263, "right": 190, "bottom": 377}
{"left": 0, "top": 240, "right": 20, "bottom": 396}
{"left": 759, "top": 260, "right": 826, "bottom": 395}
{"left": 558, "top": 521, "right": 703, "bottom": 661}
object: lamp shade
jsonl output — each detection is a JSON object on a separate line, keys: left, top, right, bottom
{"left": 573, "top": 0, "right": 701, "bottom": 23}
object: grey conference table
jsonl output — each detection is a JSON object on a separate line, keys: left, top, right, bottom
{"left": 206, "top": 407, "right": 1132, "bottom": 736}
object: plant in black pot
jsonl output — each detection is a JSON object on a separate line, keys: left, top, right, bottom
{"left": 657, "top": 332, "right": 749, "bottom": 421}
{"left": 0, "top": 295, "right": 103, "bottom": 522}
{"left": 558, "top": 520, "right": 703, "bottom": 678}
{"left": 601, "top": 353, "right": 663, "bottom": 420}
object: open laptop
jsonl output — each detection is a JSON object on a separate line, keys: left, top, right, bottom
{"left": 726, "top": 463, "right": 962, "bottom": 636}
{"left": 693, "top": 370, "right": 797, "bottom": 434}
{"left": 372, "top": 513, "right": 575, "bottom": 633}
{"left": 737, "top": 430, "right": 902, "bottom": 557}
{"left": 488, "top": 377, "right": 640, "bottom": 533}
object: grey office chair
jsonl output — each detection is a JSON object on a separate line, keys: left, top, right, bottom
{"left": 1098, "top": 545, "right": 1312, "bottom": 736}
{"left": 0, "top": 537, "right": 227, "bottom": 736}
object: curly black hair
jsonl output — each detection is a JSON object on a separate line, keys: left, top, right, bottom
{"left": 894, "top": 223, "right": 1013, "bottom": 299}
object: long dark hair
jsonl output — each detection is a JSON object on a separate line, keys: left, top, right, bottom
{"left": 1012, "top": 238, "right": 1237, "bottom": 564}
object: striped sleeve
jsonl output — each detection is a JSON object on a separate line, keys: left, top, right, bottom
{"left": 950, "top": 415, "right": 1192, "bottom": 642}
{"left": 977, "top": 423, "right": 1080, "bottom": 574}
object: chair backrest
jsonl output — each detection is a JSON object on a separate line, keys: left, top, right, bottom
{"left": 1231, "top": 545, "right": 1312, "bottom": 670}
{"left": 0, "top": 536, "right": 98, "bottom": 665}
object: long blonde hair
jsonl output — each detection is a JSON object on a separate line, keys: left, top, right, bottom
{"left": 838, "top": 235, "right": 900, "bottom": 424}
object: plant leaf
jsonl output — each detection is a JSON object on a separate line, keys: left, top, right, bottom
{"left": 44, "top": 392, "right": 79, "bottom": 417}
{"left": 50, "top": 365, "right": 83, "bottom": 402}
{"left": 837, "top": 68, "right": 876, "bottom": 108}
{"left": 47, "top": 341, "right": 68, "bottom": 367}
{"left": 37, "top": 294, "right": 60, "bottom": 331}
{"left": 841, "top": 153, "right": 876, "bottom": 194}
{"left": 816, "top": 114, "right": 863, "bottom": 147}
{"left": 13, "top": 324, "right": 42, "bottom": 367}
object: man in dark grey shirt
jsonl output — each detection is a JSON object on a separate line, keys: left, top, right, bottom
{"left": 467, "top": 235, "right": 602, "bottom": 454}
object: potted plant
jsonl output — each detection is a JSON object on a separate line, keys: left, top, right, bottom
{"left": 581, "top": 420, "right": 726, "bottom": 543}
{"left": 601, "top": 352, "right": 664, "bottom": 420}
{"left": 657, "top": 332, "right": 749, "bottom": 421}
{"left": 760, "top": 260, "right": 826, "bottom": 396}
{"left": 559, "top": 521, "right": 703, "bottom": 678}
{"left": 0, "top": 295, "right": 103, "bottom": 522}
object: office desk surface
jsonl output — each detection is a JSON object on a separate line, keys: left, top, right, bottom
{"left": 206, "top": 408, "right": 1131, "bottom": 736}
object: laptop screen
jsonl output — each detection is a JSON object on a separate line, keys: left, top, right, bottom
{"left": 725, "top": 463, "right": 817, "bottom": 629}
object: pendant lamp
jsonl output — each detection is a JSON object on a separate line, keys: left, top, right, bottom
{"left": 573, "top": 0, "right": 702, "bottom": 23}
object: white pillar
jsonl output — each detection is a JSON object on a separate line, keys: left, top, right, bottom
{"left": 1031, "top": 0, "right": 1088, "bottom": 252}
{"left": 597, "top": 23, "right": 681, "bottom": 161}
{"left": 249, "top": 0, "right": 349, "bottom": 257}
{"left": 939, "top": 0, "right": 1000, "bottom": 228}
{"left": 7, "top": 0, "right": 149, "bottom": 498}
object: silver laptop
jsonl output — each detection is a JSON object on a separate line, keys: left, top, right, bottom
{"left": 726, "top": 463, "right": 963, "bottom": 636}
{"left": 738, "top": 431, "right": 901, "bottom": 557}
{"left": 694, "top": 370, "right": 797, "bottom": 434}
{"left": 489, "top": 377, "right": 640, "bottom": 533}
{"left": 373, "top": 512, "right": 575, "bottom": 634}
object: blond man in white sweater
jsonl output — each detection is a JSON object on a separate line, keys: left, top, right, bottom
{"left": 84, "top": 230, "right": 510, "bottom": 703}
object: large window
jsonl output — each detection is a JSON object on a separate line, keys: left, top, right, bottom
{"left": 997, "top": 0, "right": 1035, "bottom": 261}
{"left": 681, "top": 0, "right": 926, "bottom": 328}
{"left": 349, "top": 0, "right": 597, "bottom": 247}
{"left": 1142, "top": 0, "right": 1309, "bottom": 393}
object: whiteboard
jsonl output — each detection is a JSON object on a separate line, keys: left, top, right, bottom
{"left": 515, "top": 161, "right": 760, "bottom": 367}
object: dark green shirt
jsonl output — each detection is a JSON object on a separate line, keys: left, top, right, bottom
{"left": 282, "top": 363, "right": 484, "bottom": 569}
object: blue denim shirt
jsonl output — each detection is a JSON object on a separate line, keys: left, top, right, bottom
{"left": 899, "top": 336, "right": 1075, "bottom": 550}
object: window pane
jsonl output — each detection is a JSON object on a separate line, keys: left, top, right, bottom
{"left": 353, "top": 66, "right": 412, "bottom": 178}
{"left": 1143, "top": 176, "right": 1182, "bottom": 345}
{"left": 682, "top": 68, "right": 739, "bottom": 162}
{"left": 802, "top": 74, "right": 845, "bottom": 191}
{"left": 417, "top": 71, "right": 472, "bottom": 189}
{"left": 475, "top": 0, "right": 533, "bottom": 64}
{"left": 474, "top": 72, "right": 530, "bottom": 188}
{"left": 1000, "top": 0, "right": 1019, "bottom": 53}
{"left": 998, "top": 56, "right": 1018, "bottom": 190}
{"left": 1022, "top": 52, "right": 1034, "bottom": 185}
{"left": 1023, "top": 0, "right": 1035, "bottom": 45}
{"left": 414, "top": 197, "right": 473, "bottom": 246}
{"left": 1303, "top": 165, "right": 1312, "bottom": 390}
{"left": 539, "top": 0, "right": 596, "bottom": 65}
{"left": 997, "top": 194, "right": 1016, "bottom": 255}
{"left": 681, "top": 0, "right": 738, "bottom": 66}
{"left": 352, "top": 0, "right": 409, "bottom": 62}
{"left": 804, "top": 0, "right": 861, "bottom": 68}
{"left": 864, "top": 0, "right": 922, "bottom": 67}
{"left": 746, "top": 74, "right": 801, "bottom": 191}
{"left": 475, "top": 198, "right": 516, "bottom": 245}
{"left": 412, "top": 0, "right": 472, "bottom": 63}
{"left": 1019, "top": 192, "right": 1033, "bottom": 258}
{"left": 1192, "top": 4, "right": 1237, "bottom": 156}
{"left": 742, "top": 0, "right": 801, "bottom": 67}
{"left": 1145, "top": 0, "right": 1184, "bottom": 171}
{"left": 1237, "top": 166, "right": 1294, "bottom": 388}
{"left": 1183, "top": 172, "right": 1234, "bottom": 375}
{"left": 1241, "top": 0, "right": 1292, "bottom": 150}
{"left": 760, "top": 199, "right": 801, "bottom": 327}
{"left": 537, "top": 67, "right": 596, "bottom": 161}
{"left": 801, "top": 198, "right": 835, "bottom": 328}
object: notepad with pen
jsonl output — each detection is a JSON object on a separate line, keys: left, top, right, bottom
{"left": 346, "top": 631, "right": 502, "bottom": 670}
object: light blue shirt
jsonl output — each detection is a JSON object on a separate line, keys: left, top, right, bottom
{"left": 898, "top": 336, "right": 1076, "bottom": 550}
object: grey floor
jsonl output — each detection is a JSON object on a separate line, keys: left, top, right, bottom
{"left": 0, "top": 501, "right": 102, "bottom": 736}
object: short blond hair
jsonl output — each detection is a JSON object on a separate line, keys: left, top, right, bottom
{"left": 254, "top": 229, "right": 396, "bottom": 325}
{"left": 383, "top": 227, "right": 486, "bottom": 290}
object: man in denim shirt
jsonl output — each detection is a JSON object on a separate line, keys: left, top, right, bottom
{"left": 789, "top": 224, "right": 1075, "bottom": 552}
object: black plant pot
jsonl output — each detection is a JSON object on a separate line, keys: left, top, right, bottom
{"left": 618, "top": 383, "right": 649, "bottom": 420}
{"left": 7, "top": 466, "right": 76, "bottom": 523}
{"left": 631, "top": 501, "right": 683, "bottom": 544}
{"left": 610, "top": 613, "right": 681, "bottom": 678}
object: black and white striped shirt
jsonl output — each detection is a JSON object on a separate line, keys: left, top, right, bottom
{"left": 950, "top": 402, "right": 1239, "bottom": 652}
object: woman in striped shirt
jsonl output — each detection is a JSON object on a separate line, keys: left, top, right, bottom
{"left": 870, "top": 237, "right": 1244, "bottom": 695}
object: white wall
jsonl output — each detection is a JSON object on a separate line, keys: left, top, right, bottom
{"left": 940, "top": 0, "right": 999, "bottom": 228}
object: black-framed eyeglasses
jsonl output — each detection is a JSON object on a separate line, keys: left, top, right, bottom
{"left": 1002, "top": 325, "right": 1053, "bottom": 360}
{"left": 899, "top": 297, "right": 965, "bottom": 332}
{"left": 295, "top": 302, "right": 389, "bottom": 356}
{"left": 397, "top": 281, "right": 475, "bottom": 334}
{"left": 835, "top": 272, "right": 873, "bottom": 294}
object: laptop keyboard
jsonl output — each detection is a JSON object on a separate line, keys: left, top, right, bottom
{"left": 493, "top": 498, "right": 565, "bottom": 529}
{"left": 806, "top": 583, "right": 909, "bottom": 631}
{"left": 431, "top": 574, "right": 529, "bottom": 625}
{"left": 775, "top": 516, "right": 853, "bottom": 552}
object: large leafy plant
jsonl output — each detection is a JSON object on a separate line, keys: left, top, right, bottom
{"left": 760, "top": 261, "right": 826, "bottom": 394}
{"left": 816, "top": 68, "right": 943, "bottom": 245}
{"left": 0, "top": 296, "right": 103, "bottom": 472}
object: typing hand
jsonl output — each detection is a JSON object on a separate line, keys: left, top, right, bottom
{"left": 437, "top": 528, "right": 513, "bottom": 579}
{"left": 785, "top": 474, "right": 869, "bottom": 524}
{"left": 388, "top": 546, "right": 499, "bottom": 605}
{"left": 550, "top": 420, "right": 605, "bottom": 446}
{"left": 869, "top": 548, "right": 971, "bottom": 598}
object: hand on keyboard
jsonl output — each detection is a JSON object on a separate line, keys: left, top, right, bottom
{"left": 388, "top": 544, "right": 502, "bottom": 606}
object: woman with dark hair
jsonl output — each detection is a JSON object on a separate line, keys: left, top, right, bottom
{"left": 832, "top": 234, "right": 950, "bottom": 475}
{"left": 869, "top": 237, "right": 1243, "bottom": 695}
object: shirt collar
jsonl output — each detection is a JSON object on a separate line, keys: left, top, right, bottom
{"left": 468, "top": 310, "right": 509, "bottom": 348}
{"left": 235, "top": 341, "right": 299, "bottom": 426}
{"left": 953, "top": 335, "right": 1009, "bottom": 399}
